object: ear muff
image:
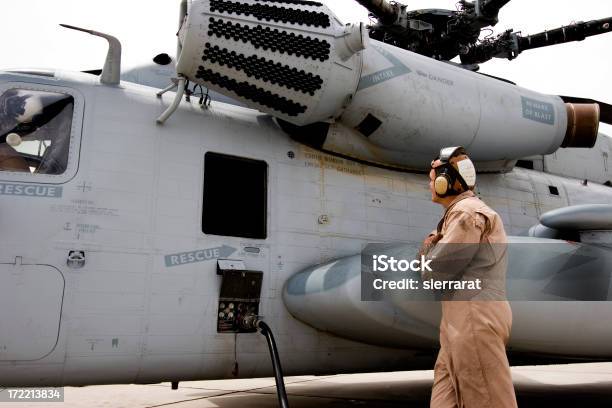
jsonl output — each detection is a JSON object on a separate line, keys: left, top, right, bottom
{"left": 434, "top": 172, "right": 451, "bottom": 196}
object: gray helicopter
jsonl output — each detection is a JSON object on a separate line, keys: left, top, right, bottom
{"left": 0, "top": 2, "right": 612, "bottom": 405}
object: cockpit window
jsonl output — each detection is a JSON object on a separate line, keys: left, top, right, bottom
{"left": 0, "top": 89, "right": 74, "bottom": 175}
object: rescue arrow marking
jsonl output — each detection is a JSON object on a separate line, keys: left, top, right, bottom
{"left": 357, "top": 44, "right": 412, "bottom": 91}
{"left": 165, "top": 245, "right": 237, "bottom": 267}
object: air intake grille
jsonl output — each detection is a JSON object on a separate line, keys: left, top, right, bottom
{"left": 210, "top": 0, "right": 331, "bottom": 27}
{"left": 254, "top": 0, "right": 323, "bottom": 6}
{"left": 202, "top": 44, "right": 323, "bottom": 95}
{"left": 196, "top": 67, "right": 307, "bottom": 116}
{"left": 177, "top": 0, "right": 364, "bottom": 124}
{"left": 208, "top": 18, "right": 331, "bottom": 61}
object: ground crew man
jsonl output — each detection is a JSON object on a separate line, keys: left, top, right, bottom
{"left": 420, "top": 146, "right": 518, "bottom": 408}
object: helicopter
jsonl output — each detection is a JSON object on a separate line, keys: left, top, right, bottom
{"left": 1, "top": 0, "right": 612, "bottom": 404}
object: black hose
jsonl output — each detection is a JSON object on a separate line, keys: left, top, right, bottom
{"left": 257, "top": 321, "right": 290, "bottom": 408}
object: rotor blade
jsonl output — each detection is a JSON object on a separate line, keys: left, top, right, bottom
{"left": 477, "top": 72, "right": 516, "bottom": 85}
{"left": 518, "top": 17, "right": 612, "bottom": 53}
{"left": 560, "top": 96, "right": 612, "bottom": 126}
{"left": 354, "top": 0, "right": 399, "bottom": 24}
{"left": 480, "top": 0, "right": 512, "bottom": 18}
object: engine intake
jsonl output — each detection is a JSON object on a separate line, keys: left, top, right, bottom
{"left": 177, "top": 0, "right": 365, "bottom": 124}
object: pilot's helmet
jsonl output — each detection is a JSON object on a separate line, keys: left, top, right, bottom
{"left": 16, "top": 94, "right": 44, "bottom": 124}
{"left": 1, "top": 90, "right": 24, "bottom": 128}
{"left": 0, "top": 90, "right": 45, "bottom": 135}
{"left": 1, "top": 90, "right": 41, "bottom": 121}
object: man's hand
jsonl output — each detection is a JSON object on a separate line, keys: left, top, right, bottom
{"left": 423, "top": 233, "right": 443, "bottom": 246}
{"left": 418, "top": 232, "right": 443, "bottom": 257}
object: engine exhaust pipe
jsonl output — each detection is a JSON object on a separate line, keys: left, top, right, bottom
{"left": 562, "top": 103, "right": 600, "bottom": 148}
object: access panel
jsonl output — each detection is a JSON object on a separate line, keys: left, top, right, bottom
{"left": 0, "top": 262, "right": 64, "bottom": 361}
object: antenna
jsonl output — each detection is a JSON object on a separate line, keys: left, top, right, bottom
{"left": 60, "top": 24, "right": 122, "bottom": 85}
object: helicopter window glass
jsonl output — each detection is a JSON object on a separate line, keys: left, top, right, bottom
{"left": 202, "top": 152, "right": 268, "bottom": 239}
{"left": 0, "top": 89, "right": 74, "bottom": 175}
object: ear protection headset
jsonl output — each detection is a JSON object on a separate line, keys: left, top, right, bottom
{"left": 433, "top": 146, "right": 476, "bottom": 197}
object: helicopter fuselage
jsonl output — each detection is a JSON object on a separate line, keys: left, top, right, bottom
{"left": 0, "top": 71, "right": 611, "bottom": 387}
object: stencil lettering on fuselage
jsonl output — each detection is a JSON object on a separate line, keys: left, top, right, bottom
{"left": 357, "top": 45, "right": 412, "bottom": 91}
{"left": 0, "top": 183, "right": 62, "bottom": 198}
{"left": 165, "top": 245, "right": 237, "bottom": 267}
{"left": 521, "top": 96, "right": 555, "bottom": 125}
{"left": 50, "top": 200, "right": 119, "bottom": 217}
{"left": 303, "top": 148, "right": 365, "bottom": 176}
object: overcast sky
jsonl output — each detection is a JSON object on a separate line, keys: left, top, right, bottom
{"left": 1, "top": 0, "right": 610, "bottom": 133}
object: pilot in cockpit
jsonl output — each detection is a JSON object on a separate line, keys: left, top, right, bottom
{"left": 0, "top": 90, "right": 31, "bottom": 171}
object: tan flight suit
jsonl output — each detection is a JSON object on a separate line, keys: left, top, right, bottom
{"left": 0, "top": 144, "right": 29, "bottom": 172}
{"left": 422, "top": 190, "right": 517, "bottom": 408}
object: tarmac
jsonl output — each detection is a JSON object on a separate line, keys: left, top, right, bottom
{"left": 2, "top": 363, "right": 612, "bottom": 407}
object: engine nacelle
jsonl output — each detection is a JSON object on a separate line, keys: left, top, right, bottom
{"left": 176, "top": 0, "right": 599, "bottom": 170}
